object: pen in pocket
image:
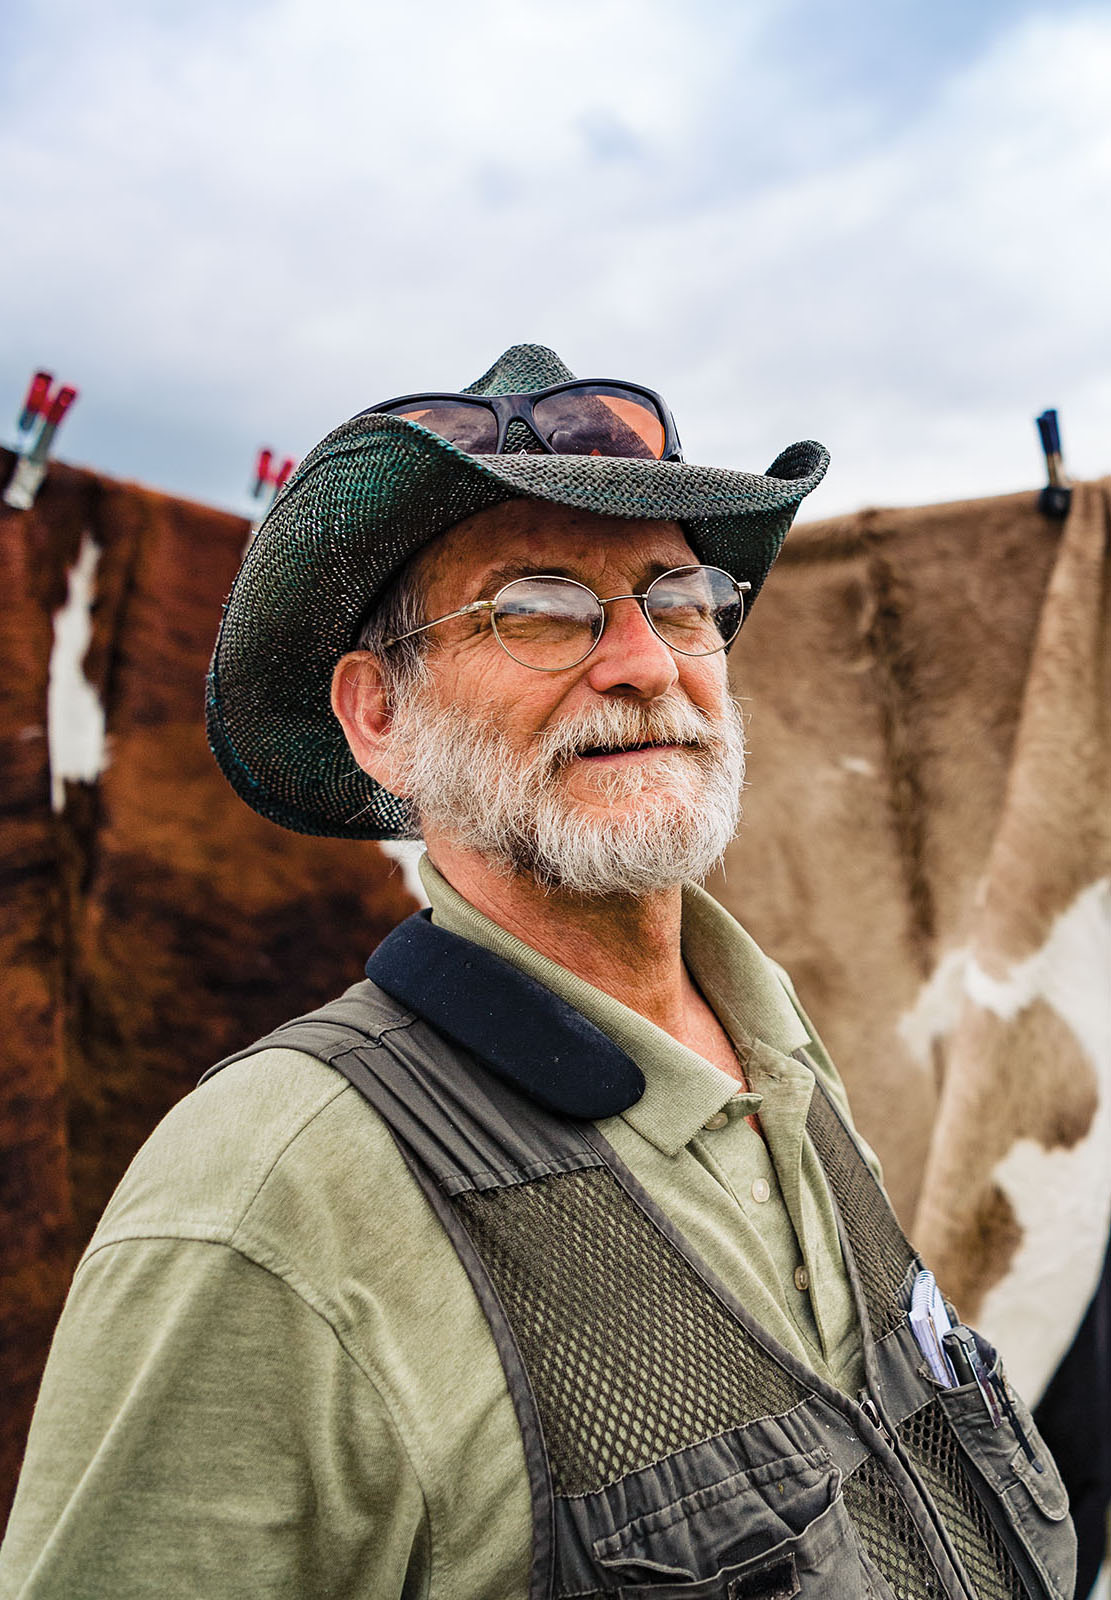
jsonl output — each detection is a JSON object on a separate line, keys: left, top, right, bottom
{"left": 942, "top": 1328, "right": 1002, "bottom": 1425}
{"left": 942, "top": 1328, "right": 1043, "bottom": 1472}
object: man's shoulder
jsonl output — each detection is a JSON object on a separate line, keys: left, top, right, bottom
{"left": 86, "top": 1042, "right": 406, "bottom": 1265}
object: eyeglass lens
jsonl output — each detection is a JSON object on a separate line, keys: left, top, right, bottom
{"left": 384, "top": 385, "right": 666, "bottom": 460}
{"left": 490, "top": 567, "right": 743, "bottom": 670}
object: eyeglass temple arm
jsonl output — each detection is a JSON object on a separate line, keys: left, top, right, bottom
{"left": 383, "top": 600, "right": 495, "bottom": 648}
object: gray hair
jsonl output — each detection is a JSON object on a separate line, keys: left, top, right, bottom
{"left": 355, "top": 556, "right": 431, "bottom": 707}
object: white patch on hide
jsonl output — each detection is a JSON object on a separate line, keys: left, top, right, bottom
{"left": 976, "top": 879, "right": 1111, "bottom": 1400}
{"left": 1091, "top": 1559, "right": 1110, "bottom": 1600}
{"left": 897, "top": 945, "right": 968, "bottom": 1067}
{"left": 379, "top": 840, "right": 430, "bottom": 907}
{"left": 901, "top": 879, "right": 1111, "bottom": 1402}
{"left": 48, "top": 533, "right": 107, "bottom": 812}
{"left": 982, "top": 1128, "right": 1111, "bottom": 1399}
{"left": 839, "top": 755, "right": 877, "bottom": 778}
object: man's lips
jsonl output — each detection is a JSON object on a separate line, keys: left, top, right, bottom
{"left": 573, "top": 740, "right": 692, "bottom": 764}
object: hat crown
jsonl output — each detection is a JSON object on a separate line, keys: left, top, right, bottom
{"left": 462, "top": 343, "right": 576, "bottom": 397}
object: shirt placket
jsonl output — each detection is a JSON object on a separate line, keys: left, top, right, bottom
{"left": 693, "top": 1077, "right": 826, "bottom": 1365}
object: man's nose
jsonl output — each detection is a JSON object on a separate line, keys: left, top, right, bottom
{"left": 581, "top": 597, "right": 680, "bottom": 700}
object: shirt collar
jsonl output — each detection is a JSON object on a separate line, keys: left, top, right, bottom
{"left": 678, "top": 883, "right": 810, "bottom": 1057}
{"left": 392, "top": 854, "right": 812, "bottom": 1155}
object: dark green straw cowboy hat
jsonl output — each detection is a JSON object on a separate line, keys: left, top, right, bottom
{"left": 207, "top": 343, "right": 828, "bottom": 840}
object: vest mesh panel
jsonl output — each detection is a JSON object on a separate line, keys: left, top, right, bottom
{"left": 806, "top": 1092, "right": 1028, "bottom": 1600}
{"left": 453, "top": 1167, "right": 808, "bottom": 1496}
{"left": 840, "top": 1459, "right": 943, "bottom": 1600}
{"left": 453, "top": 1098, "right": 1032, "bottom": 1596}
{"left": 898, "top": 1403, "right": 1027, "bottom": 1600}
{"left": 803, "top": 1087, "right": 915, "bottom": 1339}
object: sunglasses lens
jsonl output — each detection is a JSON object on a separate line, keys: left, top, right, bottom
{"left": 383, "top": 399, "right": 498, "bottom": 453}
{"left": 645, "top": 567, "right": 744, "bottom": 655}
{"left": 532, "top": 385, "right": 667, "bottom": 460}
{"left": 492, "top": 577, "right": 603, "bottom": 669}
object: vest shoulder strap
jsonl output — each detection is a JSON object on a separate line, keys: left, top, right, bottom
{"left": 201, "top": 978, "right": 602, "bottom": 1199}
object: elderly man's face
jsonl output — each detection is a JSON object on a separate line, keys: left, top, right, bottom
{"left": 382, "top": 499, "right": 747, "bottom": 895}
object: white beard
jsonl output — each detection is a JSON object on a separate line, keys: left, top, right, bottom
{"left": 387, "top": 687, "right": 747, "bottom": 897}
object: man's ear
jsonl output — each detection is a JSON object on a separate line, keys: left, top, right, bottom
{"left": 331, "top": 652, "right": 411, "bottom": 796}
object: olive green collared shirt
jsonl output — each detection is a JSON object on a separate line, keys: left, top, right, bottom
{"left": 420, "top": 855, "right": 874, "bottom": 1394}
{"left": 0, "top": 862, "right": 882, "bottom": 1600}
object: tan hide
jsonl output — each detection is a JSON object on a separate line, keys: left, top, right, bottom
{"left": 711, "top": 479, "right": 1110, "bottom": 1402}
{"left": 3, "top": 455, "right": 1107, "bottom": 1526}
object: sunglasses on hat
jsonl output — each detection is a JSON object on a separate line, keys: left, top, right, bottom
{"left": 362, "top": 378, "right": 683, "bottom": 462}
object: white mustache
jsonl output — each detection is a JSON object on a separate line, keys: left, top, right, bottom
{"left": 535, "top": 698, "right": 724, "bottom": 770}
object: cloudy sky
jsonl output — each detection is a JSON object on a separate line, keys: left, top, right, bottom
{"left": 2, "top": 0, "right": 1109, "bottom": 519}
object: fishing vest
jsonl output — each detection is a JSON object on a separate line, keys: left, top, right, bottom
{"left": 204, "top": 913, "right": 1076, "bottom": 1600}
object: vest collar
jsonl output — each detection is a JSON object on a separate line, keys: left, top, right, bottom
{"left": 366, "top": 911, "right": 646, "bottom": 1120}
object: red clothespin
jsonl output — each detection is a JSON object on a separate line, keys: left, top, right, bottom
{"left": 252, "top": 448, "right": 274, "bottom": 498}
{"left": 251, "top": 448, "right": 297, "bottom": 501}
{"left": 45, "top": 385, "right": 78, "bottom": 428}
{"left": 18, "top": 371, "right": 53, "bottom": 435}
{"left": 246, "top": 448, "right": 298, "bottom": 544}
{"left": 5, "top": 371, "right": 80, "bottom": 510}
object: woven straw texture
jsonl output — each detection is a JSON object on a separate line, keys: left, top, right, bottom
{"left": 207, "top": 344, "right": 829, "bottom": 839}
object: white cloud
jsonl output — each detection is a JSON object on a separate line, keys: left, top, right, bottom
{"left": 0, "top": 2, "right": 1107, "bottom": 516}
{"left": 659, "top": 10, "right": 1111, "bottom": 511}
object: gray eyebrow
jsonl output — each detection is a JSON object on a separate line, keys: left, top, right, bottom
{"left": 476, "top": 563, "right": 576, "bottom": 598}
{"left": 477, "top": 560, "right": 681, "bottom": 600}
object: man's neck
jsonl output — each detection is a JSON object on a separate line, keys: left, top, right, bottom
{"left": 425, "top": 841, "right": 751, "bottom": 1090}
{"left": 425, "top": 839, "right": 689, "bottom": 1036}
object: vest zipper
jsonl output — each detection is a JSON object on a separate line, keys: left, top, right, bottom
{"left": 858, "top": 1394, "right": 892, "bottom": 1444}
{"left": 859, "top": 1390, "right": 983, "bottom": 1600}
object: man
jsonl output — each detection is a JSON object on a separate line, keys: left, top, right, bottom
{"left": 0, "top": 346, "right": 1074, "bottom": 1599}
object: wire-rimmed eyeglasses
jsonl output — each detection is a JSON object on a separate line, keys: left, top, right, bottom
{"left": 384, "top": 565, "right": 751, "bottom": 673}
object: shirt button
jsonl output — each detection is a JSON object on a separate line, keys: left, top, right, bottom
{"left": 794, "top": 1265, "right": 810, "bottom": 1292}
{"left": 703, "top": 1110, "right": 729, "bottom": 1131}
{"left": 751, "top": 1178, "right": 770, "bottom": 1204}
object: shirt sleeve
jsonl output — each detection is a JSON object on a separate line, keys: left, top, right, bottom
{"left": 0, "top": 1234, "right": 429, "bottom": 1600}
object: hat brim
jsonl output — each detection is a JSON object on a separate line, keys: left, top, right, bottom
{"left": 207, "top": 414, "right": 828, "bottom": 840}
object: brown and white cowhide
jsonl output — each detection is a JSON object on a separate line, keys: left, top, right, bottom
{"left": 3, "top": 452, "right": 1108, "bottom": 1561}
{"left": 712, "top": 477, "right": 1110, "bottom": 1406}
{"left": 0, "top": 452, "right": 417, "bottom": 1525}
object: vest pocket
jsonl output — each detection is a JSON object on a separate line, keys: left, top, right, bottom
{"left": 592, "top": 1450, "right": 891, "bottom": 1598}
{"left": 937, "top": 1353, "right": 1076, "bottom": 1600}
